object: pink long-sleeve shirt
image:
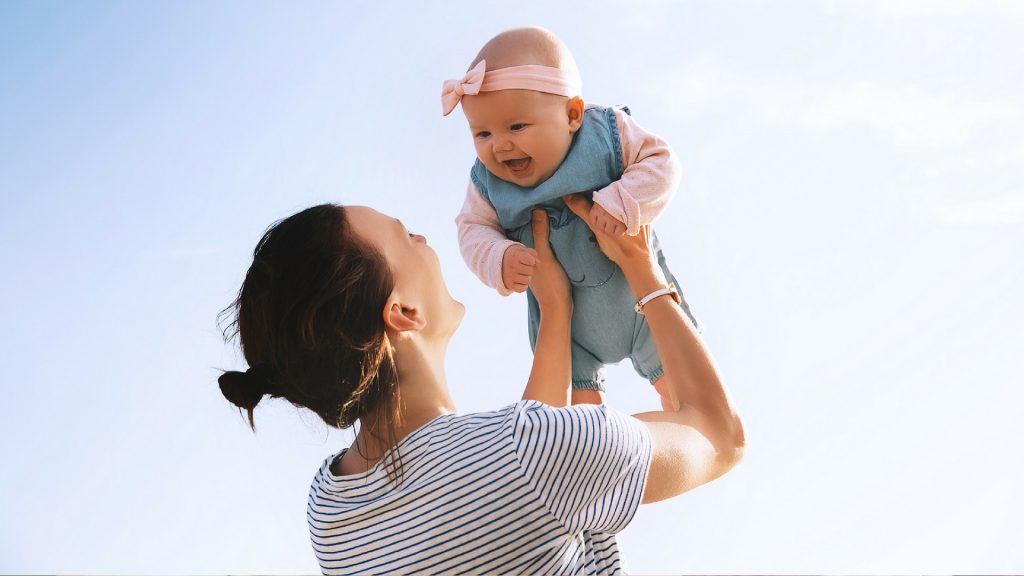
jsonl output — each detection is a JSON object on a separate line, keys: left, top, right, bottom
{"left": 455, "top": 108, "right": 681, "bottom": 296}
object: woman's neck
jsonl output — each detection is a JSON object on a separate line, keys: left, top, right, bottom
{"left": 346, "top": 335, "right": 456, "bottom": 470}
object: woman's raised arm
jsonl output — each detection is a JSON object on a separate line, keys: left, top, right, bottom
{"left": 563, "top": 193, "right": 746, "bottom": 503}
{"left": 520, "top": 209, "right": 573, "bottom": 408}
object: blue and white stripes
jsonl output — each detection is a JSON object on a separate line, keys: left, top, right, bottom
{"left": 307, "top": 400, "right": 652, "bottom": 575}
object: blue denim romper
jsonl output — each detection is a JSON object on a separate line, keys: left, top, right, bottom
{"left": 471, "top": 105, "right": 699, "bottom": 390}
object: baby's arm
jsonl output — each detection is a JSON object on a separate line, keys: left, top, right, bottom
{"left": 589, "top": 109, "right": 682, "bottom": 236}
{"left": 456, "top": 180, "right": 538, "bottom": 295}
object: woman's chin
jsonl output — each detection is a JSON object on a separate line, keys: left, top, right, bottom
{"left": 439, "top": 298, "right": 465, "bottom": 336}
{"left": 450, "top": 299, "right": 466, "bottom": 326}
{"left": 425, "top": 299, "right": 464, "bottom": 342}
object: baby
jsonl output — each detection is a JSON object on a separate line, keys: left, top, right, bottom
{"left": 445, "top": 27, "right": 698, "bottom": 408}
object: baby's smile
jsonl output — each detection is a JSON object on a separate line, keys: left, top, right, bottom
{"left": 503, "top": 157, "right": 532, "bottom": 173}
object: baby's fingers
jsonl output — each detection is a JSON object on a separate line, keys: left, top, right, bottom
{"left": 562, "top": 193, "right": 593, "bottom": 223}
{"left": 602, "top": 214, "right": 626, "bottom": 234}
{"left": 513, "top": 258, "right": 537, "bottom": 275}
{"left": 517, "top": 248, "right": 538, "bottom": 267}
{"left": 509, "top": 272, "right": 533, "bottom": 290}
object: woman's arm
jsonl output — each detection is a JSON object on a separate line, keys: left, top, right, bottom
{"left": 520, "top": 209, "right": 573, "bottom": 408}
{"left": 564, "top": 194, "right": 746, "bottom": 503}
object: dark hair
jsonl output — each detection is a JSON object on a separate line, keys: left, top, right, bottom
{"left": 218, "top": 204, "right": 402, "bottom": 474}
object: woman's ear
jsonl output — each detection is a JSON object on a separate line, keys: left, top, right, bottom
{"left": 567, "top": 96, "right": 585, "bottom": 133}
{"left": 383, "top": 298, "right": 426, "bottom": 335}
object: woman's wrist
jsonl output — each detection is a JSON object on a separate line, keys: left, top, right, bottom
{"left": 620, "top": 259, "right": 668, "bottom": 300}
{"left": 538, "top": 299, "right": 573, "bottom": 320}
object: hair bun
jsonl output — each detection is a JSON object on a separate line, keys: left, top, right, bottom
{"left": 219, "top": 364, "right": 275, "bottom": 410}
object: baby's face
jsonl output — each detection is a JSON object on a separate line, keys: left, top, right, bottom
{"left": 462, "top": 89, "right": 582, "bottom": 188}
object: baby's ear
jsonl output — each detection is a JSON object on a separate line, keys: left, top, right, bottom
{"left": 567, "top": 96, "right": 585, "bottom": 132}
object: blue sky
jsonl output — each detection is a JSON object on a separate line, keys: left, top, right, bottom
{"left": 1, "top": 0, "right": 1022, "bottom": 573}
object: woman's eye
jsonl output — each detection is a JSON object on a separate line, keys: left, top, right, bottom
{"left": 510, "top": 123, "right": 526, "bottom": 131}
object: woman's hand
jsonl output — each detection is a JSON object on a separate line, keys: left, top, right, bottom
{"left": 562, "top": 194, "right": 664, "bottom": 293}
{"left": 528, "top": 208, "right": 571, "bottom": 315}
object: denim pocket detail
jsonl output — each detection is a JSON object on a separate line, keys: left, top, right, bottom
{"left": 552, "top": 217, "right": 616, "bottom": 288}
{"left": 513, "top": 208, "right": 616, "bottom": 288}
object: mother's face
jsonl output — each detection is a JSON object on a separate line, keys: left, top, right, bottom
{"left": 345, "top": 206, "right": 464, "bottom": 339}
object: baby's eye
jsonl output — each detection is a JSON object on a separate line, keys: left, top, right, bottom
{"left": 510, "top": 123, "right": 526, "bottom": 131}
{"left": 475, "top": 131, "right": 491, "bottom": 139}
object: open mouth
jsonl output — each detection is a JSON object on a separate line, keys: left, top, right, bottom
{"left": 503, "top": 157, "right": 531, "bottom": 172}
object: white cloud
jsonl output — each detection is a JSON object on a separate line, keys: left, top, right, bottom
{"left": 649, "top": 54, "right": 809, "bottom": 124}
{"left": 1006, "top": 141, "right": 1024, "bottom": 166}
{"left": 652, "top": 57, "right": 1021, "bottom": 150}
{"left": 801, "top": 83, "right": 1020, "bottom": 148}
{"left": 921, "top": 140, "right": 1024, "bottom": 183}
{"left": 653, "top": 55, "right": 731, "bottom": 114}
{"left": 932, "top": 192, "right": 1024, "bottom": 227}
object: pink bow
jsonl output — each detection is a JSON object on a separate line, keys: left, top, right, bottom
{"left": 441, "top": 60, "right": 486, "bottom": 116}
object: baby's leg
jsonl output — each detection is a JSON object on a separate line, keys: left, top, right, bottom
{"left": 652, "top": 376, "right": 679, "bottom": 411}
{"left": 572, "top": 389, "right": 606, "bottom": 405}
{"left": 633, "top": 326, "right": 683, "bottom": 411}
{"left": 571, "top": 340, "right": 607, "bottom": 406}
{"left": 528, "top": 288, "right": 609, "bottom": 406}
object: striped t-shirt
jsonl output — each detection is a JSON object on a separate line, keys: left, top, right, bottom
{"left": 307, "top": 400, "right": 653, "bottom": 575}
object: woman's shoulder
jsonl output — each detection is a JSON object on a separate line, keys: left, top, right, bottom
{"left": 435, "top": 399, "right": 613, "bottom": 432}
{"left": 511, "top": 399, "right": 617, "bottom": 427}
{"left": 510, "top": 401, "right": 651, "bottom": 460}
{"left": 312, "top": 401, "right": 634, "bottom": 480}
{"left": 313, "top": 401, "right": 540, "bottom": 487}
{"left": 486, "top": 399, "right": 620, "bottom": 433}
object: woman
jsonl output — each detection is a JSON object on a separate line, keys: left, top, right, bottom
{"left": 219, "top": 194, "right": 745, "bottom": 575}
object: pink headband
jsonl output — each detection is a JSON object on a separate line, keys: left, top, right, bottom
{"left": 441, "top": 59, "right": 582, "bottom": 116}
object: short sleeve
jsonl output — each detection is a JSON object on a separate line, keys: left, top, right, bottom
{"left": 511, "top": 401, "right": 653, "bottom": 535}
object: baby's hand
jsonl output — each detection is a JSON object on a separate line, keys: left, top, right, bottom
{"left": 588, "top": 201, "right": 627, "bottom": 236}
{"left": 502, "top": 243, "right": 538, "bottom": 293}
